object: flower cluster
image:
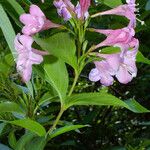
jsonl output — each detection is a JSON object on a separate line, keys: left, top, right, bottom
{"left": 14, "top": 0, "right": 140, "bottom": 86}
{"left": 15, "top": 5, "right": 60, "bottom": 82}
{"left": 53, "top": 0, "right": 90, "bottom": 21}
{"left": 89, "top": 0, "right": 139, "bottom": 86}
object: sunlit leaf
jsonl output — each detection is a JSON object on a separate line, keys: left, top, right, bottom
{"left": 0, "top": 102, "right": 24, "bottom": 114}
{"left": 102, "top": 0, "right": 123, "bottom": 8}
{"left": 7, "top": 119, "right": 46, "bottom": 136}
{"left": 65, "top": 93, "right": 149, "bottom": 113}
{"left": 44, "top": 56, "right": 68, "bottom": 103}
{"left": 49, "top": 124, "right": 88, "bottom": 139}
{"left": 34, "top": 32, "right": 77, "bottom": 70}
{"left": 136, "top": 51, "right": 150, "bottom": 65}
{"left": 0, "top": 4, "right": 16, "bottom": 59}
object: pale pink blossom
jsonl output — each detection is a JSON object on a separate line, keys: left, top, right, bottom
{"left": 89, "top": 39, "right": 139, "bottom": 86}
{"left": 94, "top": 27, "right": 135, "bottom": 50}
{"left": 20, "top": 4, "right": 61, "bottom": 35}
{"left": 14, "top": 33, "right": 48, "bottom": 82}
{"left": 115, "top": 38, "right": 139, "bottom": 84}
{"left": 53, "top": 0, "right": 90, "bottom": 20}
{"left": 92, "top": 0, "right": 137, "bottom": 27}
{"left": 54, "top": 0, "right": 74, "bottom": 21}
{"left": 89, "top": 54, "right": 120, "bottom": 86}
{"left": 75, "top": 0, "right": 90, "bottom": 19}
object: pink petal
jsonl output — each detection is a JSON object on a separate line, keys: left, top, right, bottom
{"left": 32, "top": 49, "right": 49, "bottom": 56}
{"left": 79, "top": 0, "right": 91, "bottom": 14}
{"left": 103, "top": 54, "right": 120, "bottom": 73}
{"left": 14, "top": 34, "right": 24, "bottom": 52}
{"left": 29, "top": 51, "right": 43, "bottom": 64}
{"left": 22, "top": 61, "right": 32, "bottom": 82}
{"left": 20, "top": 14, "right": 36, "bottom": 25}
{"left": 64, "top": 0, "right": 75, "bottom": 10}
{"left": 30, "top": 5, "right": 45, "bottom": 17}
{"left": 95, "top": 60, "right": 115, "bottom": 86}
{"left": 100, "top": 73, "right": 114, "bottom": 86}
{"left": 42, "top": 19, "right": 61, "bottom": 30}
{"left": 22, "top": 25, "right": 40, "bottom": 36}
{"left": 19, "top": 35, "right": 33, "bottom": 50}
{"left": 116, "top": 65, "right": 133, "bottom": 84}
{"left": 89, "top": 68, "right": 101, "bottom": 82}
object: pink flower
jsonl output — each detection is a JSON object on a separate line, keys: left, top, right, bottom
{"left": 89, "top": 54, "right": 120, "bottom": 86}
{"left": 20, "top": 4, "right": 61, "bottom": 35}
{"left": 115, "top": 38, "right": 139, "bottom": 84}
{"left": 14, "top": 33, "right": 48, "bottom": 82}
{"left": 94, "top": 27, "right": 135, "bottom": 52}
{"left": 75, "top": 0, "right": 91, "bottom": 19}
{"left": 54, "top": 0, "right": 74, "bottom": 21}
{"left": 92, "top": 0, "right": 137, "bottom": 27}
{"left": 89, "top": 39, "right": 139, "bottom": 86}
{"left": 53, "top": 0, "right": 91, "bottom": 20}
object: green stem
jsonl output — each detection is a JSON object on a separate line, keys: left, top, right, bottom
{"left": 46, "top": 106, "right": 65, "bottom": 136}
{"left": 91, "top": 12, "right": 102, "bottom": 18}
{"left": 46, "top": 71, "right": 79, "bottom": 137}
{"left": 77, "top": 40, "right": 81, "bottom": 60}
{"left": 68, "top": 70, "right": 79, "bottom": 96}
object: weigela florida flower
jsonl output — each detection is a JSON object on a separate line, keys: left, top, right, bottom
{"left": 89, "top": 39, "right": 139, "bottom": 86}
{"left": 54, "top": 0, "right": 74, "bottom": 21}
{"left": 20, "top": 4, "right": 61, "bottom": 35}
{"left": 54, "top": 0, "right": 90, "bottom": 21}
{"left": 89, "top": 54, "right": 120, "bottom": 86}
{"left": 93, "top": 27, "right": 135, "bottom": 51}
{"left": 14, "top": 34, "right": 48, "bottom": 82}
{"left": 92, "top": 0, "right": 137, "bottom": 27}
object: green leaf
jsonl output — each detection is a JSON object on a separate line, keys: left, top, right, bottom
{"left": 0, "top": 102, "right": 24, "bottom": 114}
{"left": 125, "top": 99, "right": 149, "bottom": 113}
{"left": 8, "top": 119, "right": 46, "bottom": 136}
{"left": 0, "top": 0, "right": 24, "bottom": 27}
{"left": 15, "top": 132, "right": 46, "bottom": 150}
{"left": 65, "top": 93, "right": 149, "bottom": 113}
{"left": 100, "top": 47, "right": 121, "bottom": 54}
{"left": 6, "top": 0, "right": 24, "bottom": 15}
{"left": 38, "top": 93, "right": 58, "bottom": 106}
{"left": 102, "top": 0, "right": 123, "bottom": 8}
{"left": 8, "top": 131, "right": 17, "bottom": 149}
{"left": 136, "top": 51, "right": 150, "bottom": 65}
{"left": 26, "top": 81, "right": 34, "bottom": 98}
{"left": 0, "top": 4, "right": 16, "bottom": 59}
{"left": 15, "top": 132, "right": 36, "bottom": 150}
{"left": 25, "top": 137, "right": 46, "bottom": 150}
{"left": 44, "top": 56, "right": 68, "bottom": 103}
{"left": 0, "top": 123, "right": 6, "bottom": 135}
{"left": 34, "top": 32, "right": 77, "bottom": 70}
{"left": 49, "top": 125, "right": 88, "bottom": 139}
{"left": 4, "top": 53, "right": 14, "bottom": 66}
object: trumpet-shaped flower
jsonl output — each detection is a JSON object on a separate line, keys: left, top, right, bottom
{"left": 14, "top": 34, "right": 48, "bottom": 82}
{"left": 94, "top": 27, "right": 135, "bottom": 55}
{"left": 93, "top": 0, "right": 137, "bottom": 27}
{"left": 54, "top": 0, "right": 90, "bottom": 20}
{"left": 89, "top": 54, "right": 120, "bottom": 86}
{"left": 89, "top": 39, "right": 139, "bottom": 86}
{"left": 54, "top": 0, "right": 74, "bottom": 21}
{"left": 75, "top": 0, "right": 90, "bottom": 19}
{"left": 20, "top": 4, "right": 61, "bottom": 35}
{"left": 115, "top": 38, "right": 139, "bottom": 84}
